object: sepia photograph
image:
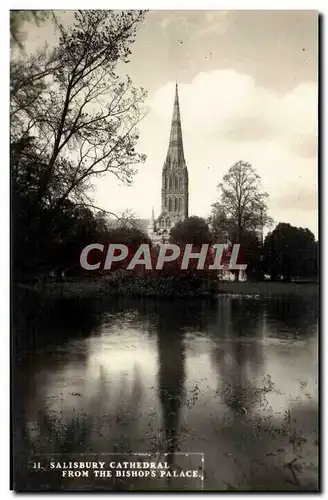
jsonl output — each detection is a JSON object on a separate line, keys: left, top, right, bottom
{"left": 10, "top": 9, "right": 319, "bottom": 492}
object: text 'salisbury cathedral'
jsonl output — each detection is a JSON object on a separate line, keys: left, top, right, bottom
{"left": 148, "top": 83, "right": 189, "bottom": 244}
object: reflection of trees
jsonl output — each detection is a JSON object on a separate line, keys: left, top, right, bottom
{"left": 247, "top": 400, "right": 318, "bottom": 491}
{"left": 13, "top": 292, "right": 148, "bottom": 490}
{"left": 13, "top": 289, "right": 106, "bottom": 486}
{"left": 154, "top": 301, "right": 188, "bottom": 468}
{"left": 264, "top": 297, "right": 318, "bottom": 339}
{"left": 210, "top": 299, "right": 264, "bottom": 415}
{"left": 13, "top": 287, "right": 104, "bottom": 356}
{"left": 13, "top": 291, "right": 104, "bottom": 447}
{"left": 15, "top": 363, "right": 145, "bottom": 491}
{"left": 13, "top": 293, "right": 319, "bottom": 491}
{"left": 207, "top": 298, "right": 318, "bottom": 490}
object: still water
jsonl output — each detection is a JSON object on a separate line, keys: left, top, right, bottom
{"left": 13, "top": 294, "right": 318, "bottom": 491}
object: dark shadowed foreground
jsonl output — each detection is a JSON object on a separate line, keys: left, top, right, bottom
{"left": 12, "top": 291, "right": 319, "bottom": 491}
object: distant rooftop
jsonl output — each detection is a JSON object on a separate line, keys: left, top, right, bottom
{"left": 107, "top": 217, "right": 150, "bottom": 233}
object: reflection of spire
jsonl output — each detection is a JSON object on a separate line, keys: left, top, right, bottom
{"left": 156, "top": 302, "right": 185, "bottom": 469}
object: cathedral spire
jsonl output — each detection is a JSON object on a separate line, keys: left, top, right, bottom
{"left": 159, "top": 82, "right": 189, "bottom": 227}
{"left": 165, "top": 82, "right": 185, "bottom": 168}
{"left": 148, "top": 206, "right": 155, "bottom": 232}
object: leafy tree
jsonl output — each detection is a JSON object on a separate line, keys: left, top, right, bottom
{"left": 263, "top": 223, "right": 317, "bottom": 281}
{"left": 72, "top": 223, "right": 152, "bottom": 275}
{"left": 11, "top": 10, "right": 147, "bottom": 211}
{"left": 208, "top": 161, "right": 272, "bottom": 281}
{"left": 11, "top": 10, "right": 148, "bottom": 279}
{"left": 207, "top": 204, "right": 229, "bottom": 243}
{"left": 162, "top": 217, "right": 215, "bottom": 284}
{"left": 237, "top": 230, "right": 262, "bottom": 280}
{"left": 169, "top": 216, "right": 212, "bottom": 246}
{"left": 210, "top": 161, "right": 272, "bottom": 244}
{"left": 105, "top": 225, "right": 151, "bottom": 246}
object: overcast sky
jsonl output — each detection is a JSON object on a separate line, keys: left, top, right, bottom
{"left": 22, "top": 10, "right": 318, "bottom": 236}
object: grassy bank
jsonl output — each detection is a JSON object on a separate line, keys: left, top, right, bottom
{"left": 217, "top": 280, "right": 319, "bottom": 298}
{"left": 16, "top": 272, "right": 218, "bottom": 300}
{"left": 16, "top": 275, "right": 319, "bottom": 300}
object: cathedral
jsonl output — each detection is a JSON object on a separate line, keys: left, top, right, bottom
{"left": 148, "top": 83, "right": 189, "bottom": 244}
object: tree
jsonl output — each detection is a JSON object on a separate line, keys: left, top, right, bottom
{"left": 77, "top": 224, "right": 152, "bottom": 275}
{"left": 237, "top": 230, "right": 262, "bottom": 280}
{"left": 11, "top": 10, "right": 147, "bottom": 212}
{"left": 263, "top": 223, "right": 317, "bottom": 281}
{"left": 105, "top": 225, "right": 151, "bottom": 246}
{"left": 207, "top": 204, "right": 229, "bottom": 243}
{"left": 210, "top": 161, "right": 272, "bottom": 244}
{"left": 208, "top": 161, "right": 272, "bottom": 281}
{"left": 11, "top": 10, "right": 148, "bottom": 279}
{"left": 169, "top": 216, "right": 212, "bottom": 246}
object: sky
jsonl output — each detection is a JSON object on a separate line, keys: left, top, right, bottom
{"left": 20, "top": 10, "right": 318, "bottom": 236}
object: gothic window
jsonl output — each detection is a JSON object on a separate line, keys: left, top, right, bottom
{"left": 166, "top": 218, "right": 171, "bottom": 228}
{"left": 178, "top": 198, "right": 182, "bottom": 211}
{"left": 174, "top": 197, "right": 177, "bottom": 211}
{"left": 164, "top": 176, "right": 167, "bottom": 189}
{"left": 168, "top": 198, "right": 172, "bottom": 211}
{"left": 169, "top": 177, "right": 172, "bottom": 189}
{"left": 174, "top": 176, "right": 178, "bottom": 190}
{"left": 178, "top": 176, "right": 182, "bottom": 189}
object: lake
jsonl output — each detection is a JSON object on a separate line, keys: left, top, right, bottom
{"left": 13, "top": 293, "right": 319, "bottom": 491}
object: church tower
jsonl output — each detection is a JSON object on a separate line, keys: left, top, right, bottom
{"left": 152, "top": 83, "right": 189, "bottom": 239}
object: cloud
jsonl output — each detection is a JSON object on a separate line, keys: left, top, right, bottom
{"left": 150, "top": 70, "right": 318, "bottom": 158}
{"left": 157, "top": 13, "right": 190, "bottom": 31}
{"left": 221, "top": 115, "right": 275, "bottom": 142}
{"left": 290, "top": 135, "right": 317, "bottom": 159}
{"left": 270, "top": 186, "right": 318, "bottom": 212}
{"left": 156, "top": 11, "right": 231, "bottom": 37}
{"left": 94, "top": 69, "right": 318, "bottom": 237}
{"left": 194, "top": 11, "right": 231, "bottom": 37}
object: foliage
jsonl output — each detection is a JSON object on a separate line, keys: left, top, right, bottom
{"left": 207, "top": 204, "right": 230, "bottom": 243}
{"left": 11, "top": 10, "right": 147, "bottom": 210}
{"left": 207, "top": 161, "right": 274, "bottom": 281}
{"left": 169, "top": 216, "right": 212, "bottom": 245}
{"left": 11, "top": 10, "right": 147, "bottom": 279}
{"left": 105, "top": 225, "right": 151, "bottom": 246}
{"left": 80, "top": 271, "right": 218, "bottom": 298}
{"left": 237, "top": 230, "right": 262, "bottom": 279}
{"left": 209, "top": 161, "right": 272, "bottom": 244}
{"left": 263, "top": 223, "right": 318, "bottom": 280}
{"left": 84, "top": 224, "right": 152, "bottom": 273}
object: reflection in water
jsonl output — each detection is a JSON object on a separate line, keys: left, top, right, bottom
{"left": 12, "top": 290, "right": 318, "bottom": 491}
{"left": 156, "top": 302, "right": 186, "bottom": 467}
{"left": 211, "top": 299, "right": 265, "bottom": 415}
{"left": 265, "top": 297, "right": 318, "bottom": 338}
